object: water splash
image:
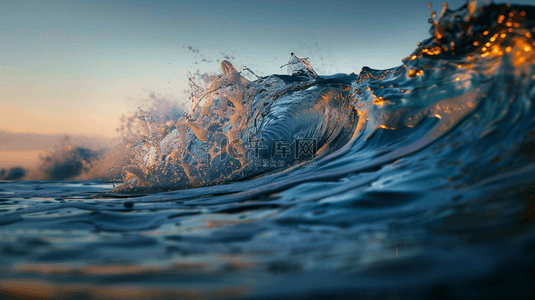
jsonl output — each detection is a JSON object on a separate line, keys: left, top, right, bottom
{"left": 119, "top": 54, "right": 359, "bottom": 191}
{"left": 36, "top": 136, "right": 102, "bottom": 180}
{"left": 280, "top": 53, "right": 319, "bottom": 78}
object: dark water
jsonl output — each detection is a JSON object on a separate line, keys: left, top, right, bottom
{"left": 2, "top": 1, "right": 535, "bottom": 299}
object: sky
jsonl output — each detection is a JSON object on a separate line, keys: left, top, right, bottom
{"left": 1, "top": 0, "right": 533, "bottom": 167}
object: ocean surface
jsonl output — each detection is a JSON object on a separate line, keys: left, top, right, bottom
{"left": 1, "top": 1, "right": 535, "bottom": 299}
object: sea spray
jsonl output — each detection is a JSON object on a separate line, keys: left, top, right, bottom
{"left": 119, "top": 57, "right": 359, "bottom": 191}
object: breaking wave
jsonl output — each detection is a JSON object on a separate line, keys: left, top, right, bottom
{"left": 117, "top": 0, "right": 535, "bottom": 195}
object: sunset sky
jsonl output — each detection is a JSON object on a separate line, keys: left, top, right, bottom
{"left": 1, "top": 0, "right": 533, "bottom": 167}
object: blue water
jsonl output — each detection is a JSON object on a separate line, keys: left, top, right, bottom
{"left": 1, "top": 1, "right": 535, "bottom": 299}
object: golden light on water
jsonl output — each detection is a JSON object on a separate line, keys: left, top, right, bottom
{"left": 421, "top": 46, "right": 442, "bottom": 56}
{"left": 492, "top": 45, "right": 503, "bottom": 56}
{"left": 510, "top": 37, "right": 535, "bottom": 65}
{"left": 373, "top": 97, "right": 386, "bottom": 106}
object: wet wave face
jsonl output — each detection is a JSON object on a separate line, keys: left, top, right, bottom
{"left": 1, "top": 1, "right": 535, "bottom": 299}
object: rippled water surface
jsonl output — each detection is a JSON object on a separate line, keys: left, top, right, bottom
{"left": 1, "top": 1, "right": 535, "bottom": 299}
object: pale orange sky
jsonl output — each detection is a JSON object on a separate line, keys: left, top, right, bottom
{"left": 0, "top": 131, "right": 115, "bottom": 169}
{"left": 1, "top": 102, "right": 123, "bottom": 137}
{"left": 0, "top": 150, "right": 45, "bottom": 168}
{"left": 0, "top": 64, "right": 188, "bottom": 138}
{"left": 0, "top": 70, "right": 187, "bottom": 169}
